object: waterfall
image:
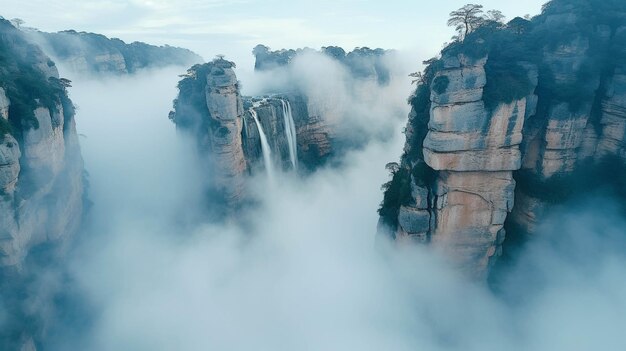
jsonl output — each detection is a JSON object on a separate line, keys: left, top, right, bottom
{"left": 280, "top": 99, "right": 298, "bottom": 170}
{"left": 250, "top": 107, "right": 275, "bottom": 181}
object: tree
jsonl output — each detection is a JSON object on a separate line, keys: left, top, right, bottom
{"left": 486, "top": 10, "right": 506, "bottom": 24}
{"left": 508, "top": 17, "right": 532, "bottom": 35}
{"left": 409, "top": 71, "right": 425, "bottom": 85}
{"left": 447, "top": 4, "right": 484, "bottom": 40}
{"left": 59, "top": 78, "right": 72, "bottom": 88}
{"left": 10, "top": 18, "right": 24, "bottom": 29}
{"left": 385, "top": 162, "right": 400, "bottom": 174}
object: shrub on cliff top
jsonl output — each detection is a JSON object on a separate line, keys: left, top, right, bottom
{"left": 0, "top": 19, "right": 70, "bottom": 137}
{"left": 0, "top": 117, "right": 12, "bottom": 137}
{"left": 378, "top": 167, "right": 412, "bottom": 232}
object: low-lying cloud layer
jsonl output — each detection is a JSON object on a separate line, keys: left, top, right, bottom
{"left": 38, "top": 64, "right": 626, "bottom": 351}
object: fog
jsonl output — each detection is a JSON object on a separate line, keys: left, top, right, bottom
{"left": 240, "top": 50, "right": 413, "bottom": 145}
{"left": 35, "top": 59, "right": 626, "bottom": 351}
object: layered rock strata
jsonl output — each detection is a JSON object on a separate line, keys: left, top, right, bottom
{"left": 389, "top": 53, "right": 538, "bottom": 278}
{"left": 379, "top": 0, "right": 626, "bottom": 279}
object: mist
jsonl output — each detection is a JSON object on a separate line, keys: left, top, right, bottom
{"left": 241, "top": 49, "right": 413, "bottom": 146}
{"left": 33, "top": 58, "right": 626, "bottom": 351}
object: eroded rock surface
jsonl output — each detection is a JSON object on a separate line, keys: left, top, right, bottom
{"left": 378, "top": 1, "right": 626, "bottom": 279}
{"left": 0, "top": 18, "right": 85, "bottom": 350}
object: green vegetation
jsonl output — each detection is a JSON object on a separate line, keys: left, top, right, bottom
{"left": 0, "top": 118, "right": 11, "bottom": 138}
{"left": 0, "top": 19, "right": 71, "bottom": 140}
{"left": 411, "top": 161, "right": 436, "bottom": 188}
{"left": 515, "top": 155, "right": 626, "bottom": 204}
{"left": 378, "top": 167, "right": 412, "bottom": 233}
{"left": 379, "top": 0, "right": 626, "bottom": 232}
{"left": 378, "top": 58, "right": 441, "bottom": 231}
{"left": 432, "top": 76, "right": 450, "bottom": 95}
{"left": 442, "top": 0, "right": 626, "bottom": 111}
{"left": 40, "top": 30, "right": 202, "bottom": 73}
{"left": 447, "top": 4, "right": 486, "bottom": 40}
{"left": 406, "top": 59, "right": 441, "bottom": 163}
{"left": 441, "top": 32, "right": 490, "bottom": 61}
{"left": 171, "top": 64, "right": 212, "bottom": 129}
{"left": 171, "top": 58, "right": 237, "bottom": 131}
{"left": 481, "top": 26, "right": 537, "bottom": 110}
{"left": 483, "top": 62, "right": 534, "bottom": 110}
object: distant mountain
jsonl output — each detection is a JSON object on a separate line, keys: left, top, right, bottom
{"left": 253, "top": 44, "right": 391, "bottom": 85}
{"left": 26, "top": 29, "right": 203, "bottom": 75}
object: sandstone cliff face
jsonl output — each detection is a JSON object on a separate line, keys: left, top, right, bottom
{"left": 379, "top": 0, "right": 626, "bottom": 279}
{"left": 510, "top": 8, "right": 626, "bottom": 238}
{"left": 241, "top": 95, "right": 332, "bottom": 173}
{"left": 171, "top": 59, "right": 335, "bottom": 212}
{"left": 0, "top": 20, "right": 84, "bottom": 272}
{"left": 386, "top": 53, "right": 538, "bottom": 278}
{"left": 170, "top": 59, "right": 247, "bottom": 209}
{"left": 0, "top": 19, "right": 85, "bottom": 350}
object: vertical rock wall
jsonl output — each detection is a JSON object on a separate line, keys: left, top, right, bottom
{"left": 391, "top": 53, "right": 538, "bottom": 279}
{"left": 202, "top": 62, "right": 248, "bottom": 207}
{"left": 380, "top": 2, "right": 626, "bottom": 279}
{"left": 0, "top": 19, "right": 85, "bottom": 350}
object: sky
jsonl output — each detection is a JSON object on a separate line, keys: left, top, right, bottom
{"left": 2, "top": 0, "right": 547, "bottom": 69}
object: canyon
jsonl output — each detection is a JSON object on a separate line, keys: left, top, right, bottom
{"left": 1, "top": 0, "right": 626, "bottom": 349}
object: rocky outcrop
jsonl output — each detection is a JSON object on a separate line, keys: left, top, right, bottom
{"left": 170, "top": 59, "right": 247, "bottom": 210}
{"left": 384, "top": 52, "right": 538, "bottom": 278}
{"left": 170, "top": 59, "right": 335, "bottom": 213}
{"left": 0, "top": 19, "right": 85, "bottom": 350}
{"left": 378, "top": 0, "right": 626, "bottom": 279}
{"left": 25, "top": 29, "right": 203, "bottom": 75}
{"left": 0, "top": 18, "right": 84, "bottom": 273}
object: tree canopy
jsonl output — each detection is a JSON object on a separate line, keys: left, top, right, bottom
{"left": 447, "top": 4, "right": 485, "bottom": 40}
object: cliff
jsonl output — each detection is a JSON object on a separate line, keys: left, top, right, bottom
{"left": 25, "top": 29, "right": 203, "bottom": 75}
{"left": 170, "top": 59, "right": 248, "bottom": 212}
{"left": 0, "top": 19, "right": 85, "bottom": 350}
{"left": 170, "top": 59, "right": 334, "bottom": 213}
{"left": 241, "top": 95, "right": 332, "bottom": 173}
{"left": 378, "top": 0, "right": 626, "bottom": 279}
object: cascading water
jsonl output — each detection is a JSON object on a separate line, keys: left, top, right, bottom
{"left": 280, "top": 99, "right": 298, "bottom": 170}
{"left": 250, "top": 107, "right": 275, "bottom": 181}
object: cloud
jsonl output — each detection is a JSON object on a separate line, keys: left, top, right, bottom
{"left": 20, "top": 59, "right": 626, "bottom": 351}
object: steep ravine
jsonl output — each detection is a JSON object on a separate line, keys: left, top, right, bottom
{"left": 378, "top": 0, "right": 626, "bottom": 279}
